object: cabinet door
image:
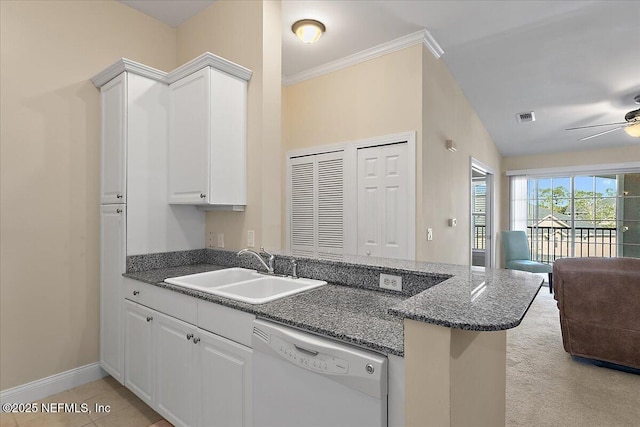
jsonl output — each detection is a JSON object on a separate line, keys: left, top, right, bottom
{"left": 124, "top": 300, "right": 154, "bottom": 407}
{"left": 209, "top": 69, "right": 247, "bottom": 205}
{"left": 155, "top": 312, "right": 198, "bottom": 427}
{"left": 101, "top": 73, "right": 127, "bottom": 204}
{"left": 168, "top": 68, "right": 210, "bottom": 204}
{"left": 100, "top": 204, "right": 126, "bottom": 384}
{"left": 198, "top": 330, "right": 253, "bottom": 427}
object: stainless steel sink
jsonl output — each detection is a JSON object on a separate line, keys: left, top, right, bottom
{"left": 164, "top": 268, "right": 327, "bottom": 304}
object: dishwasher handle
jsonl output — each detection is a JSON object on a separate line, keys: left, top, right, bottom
{"left": 294, "top": 344, "right": 319, "bottom": 356}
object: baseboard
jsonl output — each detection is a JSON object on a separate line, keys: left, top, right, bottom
{"left": 0, "top": 362, "right": 108, "bottom": 404}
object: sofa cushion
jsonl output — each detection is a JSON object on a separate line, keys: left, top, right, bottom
{"left": 506, "top": 259, "right": 552, "bottom": 273}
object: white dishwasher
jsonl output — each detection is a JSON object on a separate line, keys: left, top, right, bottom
{"left": 252, "top": 319, "right": 388, "bottom": 427}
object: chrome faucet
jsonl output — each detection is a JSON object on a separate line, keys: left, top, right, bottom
{"left": 237, "top": 248, "right": 274, "bottom": 274}
{"left": 260, "top": 247, "right": 276, "bottom": 273}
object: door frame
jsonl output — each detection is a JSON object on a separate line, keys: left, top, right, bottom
{"left": 470, "top": 157, "right": 495, "bottom": 268}
{"left": 286, "top": 131, "right": 416, "bottom": 260}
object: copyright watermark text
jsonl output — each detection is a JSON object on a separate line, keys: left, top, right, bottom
{"left": 2, "top": 402, "right": 111, "bottom": 414}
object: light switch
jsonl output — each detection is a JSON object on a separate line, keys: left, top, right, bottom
{"left": 217, "top": 233, "right": 224, "bottom": 248}
{"left": 427, "top": 228, "right": 433, "bottom": 241}
{"left": 448, "top": 218, "right": 457, "bottom": 227}
{"left": 247, "top": 230, "right": 255, "bottom": 247}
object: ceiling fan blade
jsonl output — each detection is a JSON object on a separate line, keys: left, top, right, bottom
{"left": 566, "top": 122, "right": 628, "bottom": 131}
{"left": 578, "top": 126, "right": 625, "bottom": 142}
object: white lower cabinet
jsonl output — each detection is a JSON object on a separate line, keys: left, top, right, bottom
{"left": 124, "top": 300, "right": 154, "bottom": 407}
{"left": 124, "top": 295, "right": 253, "bottom": 427}
{"left": 199, "top": 331, "right": 252, "bottom": 427}
{"left": 155, "top": 312, "right": 198, "bottom": 427}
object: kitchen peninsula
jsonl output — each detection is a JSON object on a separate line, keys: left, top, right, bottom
{"left": 125, "top": 248, "right": 542, "bottom": 427}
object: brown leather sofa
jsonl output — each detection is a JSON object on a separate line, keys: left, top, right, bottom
{"left": 553, "top": 257, "right": 640, "bottom": 369}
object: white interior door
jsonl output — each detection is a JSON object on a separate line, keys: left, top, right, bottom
{"left": 357, "top": 143, "right": 408, "bottom": 259}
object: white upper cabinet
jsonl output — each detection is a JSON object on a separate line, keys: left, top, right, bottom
{"left": 100, "top": 74, "right": 127, "bottom": 204}
{"left": 169, "top": 67, "right": 248, "bottom": 208}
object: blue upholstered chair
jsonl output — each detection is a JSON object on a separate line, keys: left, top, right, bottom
{"left": 502, "top": 230, "right": 553, "bottom": 292}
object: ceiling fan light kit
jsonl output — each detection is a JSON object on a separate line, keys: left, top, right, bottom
{"left": 624, "top": 122, "right": 640, "bottom": 138}
{"left": 567, "top": 96, "right": 640, "bottom": 141}
{"left": 292, "top": 19, "right": 326, "bottom": 44}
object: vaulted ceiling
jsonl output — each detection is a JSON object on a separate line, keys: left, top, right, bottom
{"left": 119, "top": 0, "right": 640, "bottom": 157}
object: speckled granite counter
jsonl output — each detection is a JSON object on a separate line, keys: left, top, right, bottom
{"left": 124, "top": 264, "right": 406, "bottom": 356}
{"left": 124, "top": 252, "right": 543, "bottom": 357}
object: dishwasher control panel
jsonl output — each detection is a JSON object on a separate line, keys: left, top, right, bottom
{"left": 272, "top": 335, "right": 349, "bottom": 374}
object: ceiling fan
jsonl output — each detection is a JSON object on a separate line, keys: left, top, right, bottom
{"left": 566, "top": 95, "right": 640, "bottom": 141}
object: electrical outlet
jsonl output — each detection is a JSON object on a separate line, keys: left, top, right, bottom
{"left": 207, "top": 231, "right": 215, "bottom": 248}
{"left": 448, "top": 218, "right": 457, "bottom": 227}
{"left": 427, "top": 228, "right": 433, "bottom": 241}
{"left": 217, "top": 233, "right": 224, "bottom": 248}
{"left": 380, "top": 273, "right": 402, "bottom": 291}
{"left": 247, "top": 230, "right": 255, "bottom": 247}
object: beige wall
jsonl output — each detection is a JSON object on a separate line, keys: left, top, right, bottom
{"left": 283, "top": 44, "right": 502, "bottom": 265}
{"left": 177, "top": 0, "right": 282, "bottom": 251}
{"left": 500, "top": 146, "right": 640, "bottom": 248}
{"left": 283, "top": 45, "right": 423, "bottom": 152}
{"left": 0, "top": 1, "right": 176, "bottom": 390}
{"left": 283, "top": 45, "right": 423, "bottom": 257}
{"left": 420, "top": 48, "right": 502, "bottom": 265}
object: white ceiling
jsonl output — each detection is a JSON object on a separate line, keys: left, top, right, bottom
{"left": 118, "top": 0, "right": 640, "bottom": 157}
{"left": 119, "top": 0, "right": 214, "bottom": 27}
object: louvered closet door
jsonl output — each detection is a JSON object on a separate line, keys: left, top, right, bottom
{"left": 289, "top": 152, "right": 345, "bottom": 258}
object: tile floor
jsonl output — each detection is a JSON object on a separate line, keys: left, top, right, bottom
{"left": 0, "top": 377, "right": 172, "bottom": 427}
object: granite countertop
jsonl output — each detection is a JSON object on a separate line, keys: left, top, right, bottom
{"left": 124, "top": 258, "right": 542, "bottom": 357}
{"left": 124, "top": 264, "right": 406, "bottom": 356}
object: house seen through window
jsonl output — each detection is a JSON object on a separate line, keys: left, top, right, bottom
{"left": 509, "top": 173, "right": 640, "bottom": 263}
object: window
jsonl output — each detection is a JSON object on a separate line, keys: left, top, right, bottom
{"left": 511, "top": 172, "right": 640, "bottom": 263}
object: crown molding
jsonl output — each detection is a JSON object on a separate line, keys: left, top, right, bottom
{"left": 167, "top": 52, "right": 252, "bottom": 84}
{"left": 282, "top": 29, "right": 445, "bottom": 86}
{"left": 91, "top": 52, "right": 253, "bottom": 89}
{"left": 423, "top": 29, "right": 444, "bottom": 59}
{"left": 91, "top": 59, "right": 167, "bottom": 88}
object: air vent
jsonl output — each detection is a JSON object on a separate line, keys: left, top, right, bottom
{"left": 253, "top": 326, "right": 269, "bottom": 343}
{"left": 516, "top": 111, "right": 536, "bottom": 123}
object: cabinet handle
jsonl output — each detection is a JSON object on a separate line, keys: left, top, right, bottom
{"left": 146, "top": 316, "right": 153, "bottom": 322}
{"left": 186, "top": 333, "right": 194, "bottom": 341}
{"left": 199, "top": 193, "right": 206, "bottom": 199}
{"left": 193, "top": 337, "right": 201, "bottom": 344}
{"left": 116, "top": 209, "right": 123, "bottom": 214}
{"left": 133, "top": 291, "right": 139, "bottom": 296}
{"left": 116, "top": 194, "right": 123, "bottom": 199}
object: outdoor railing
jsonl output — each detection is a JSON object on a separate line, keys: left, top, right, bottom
{"left": 473, "top": 225, "right": 618, "bottom": 262}
{"left": 473, "top": 225, "right": 486, "bottom": 250}
{"left": 526, "top": 226, "right": 617, "bottom": 263}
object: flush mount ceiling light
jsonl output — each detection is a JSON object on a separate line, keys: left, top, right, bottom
{"left": 292, "top": 19, "right": 326, "bottom": 44}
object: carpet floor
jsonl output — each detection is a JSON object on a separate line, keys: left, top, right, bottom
{"left": 506, "top": 289, "right": 640, "bottom": 426}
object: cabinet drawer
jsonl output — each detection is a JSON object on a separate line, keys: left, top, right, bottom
{"left": 198, "top": 300, "right": 255, "bottom": 347}
{"left": 124, "top": 278, "right": 197, "bottom": 325}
